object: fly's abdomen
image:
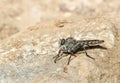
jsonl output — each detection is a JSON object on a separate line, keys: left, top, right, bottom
{"left": 80, "top": 40, "right": 104, "bottom": 45}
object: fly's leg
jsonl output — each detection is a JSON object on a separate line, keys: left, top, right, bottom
{"left": 83, "top": 47, "right": 95, "bottom": 60}
{"left": 53, "top": 49, "right": 61, "bottom": 59}
{"left": 67, "top": 54, "right": 76, "bottom": 65}
{"left": 67, "top": 55, "right": 72, "bottom": 65}
{"left": 53, "top": 49, "right": 63, "bottom": 63}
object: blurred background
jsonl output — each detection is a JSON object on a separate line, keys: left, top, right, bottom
{"left": 0, "top": 0, "right": 120, "bottom": 40}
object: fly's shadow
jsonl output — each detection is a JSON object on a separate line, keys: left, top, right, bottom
{"left": 85, "top": 45, "right": 107, "bottom": 50}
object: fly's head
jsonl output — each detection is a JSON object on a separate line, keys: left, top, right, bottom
{"left": 59, "top": 38, "right": 67, "bottom": 52}
{"left": 59, "top": 37, "right": 77, "bottom": 53}
{"left": 59, "top": 38, "right": 66, "bottom": 47}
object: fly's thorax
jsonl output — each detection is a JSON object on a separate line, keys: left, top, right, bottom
{"left": 60, "top": 44, "right": 73, "bottom": 54}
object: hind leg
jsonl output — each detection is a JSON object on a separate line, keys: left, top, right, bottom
{"left": 83, "top": 47, "right": 95, "bottom": 60}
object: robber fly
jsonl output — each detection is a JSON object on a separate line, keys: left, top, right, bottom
{"left": 53, "top": 37, "right": 104, "bottom": 65}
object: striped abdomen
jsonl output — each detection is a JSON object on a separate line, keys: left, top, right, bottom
{"left": 79, "top": 40, "right": 104, "bottom": 45}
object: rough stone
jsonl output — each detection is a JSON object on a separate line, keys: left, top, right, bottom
{"left": 0, "top": 17, "right": 118, "bottom": 83}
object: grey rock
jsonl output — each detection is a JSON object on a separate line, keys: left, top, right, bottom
{"left": 0, "top": 17, "right": 118, "bottom": 83}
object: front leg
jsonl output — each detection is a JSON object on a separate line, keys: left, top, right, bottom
{"left": 53, "top": 49, "right": 63, "bottom": 63}
{"left": 67, "top": 54, "right": 77, "bottom": 65}
{"left": 67, "top": 55, "right": 72, "bottom": 65}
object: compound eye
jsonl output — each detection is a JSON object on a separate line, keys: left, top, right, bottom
{"left": 59, "top": 39, "right": 65, "bottom": 46}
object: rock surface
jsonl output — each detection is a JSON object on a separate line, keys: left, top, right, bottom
{"left": 0, "top": 0, "right": 120, "bottom": 83}
{"left": 0, "top": 17, "right": 119, "bottom": 83}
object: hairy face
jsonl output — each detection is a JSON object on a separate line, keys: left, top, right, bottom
{"left": 59, "top": 37, "right": 77, "bottom": 53}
